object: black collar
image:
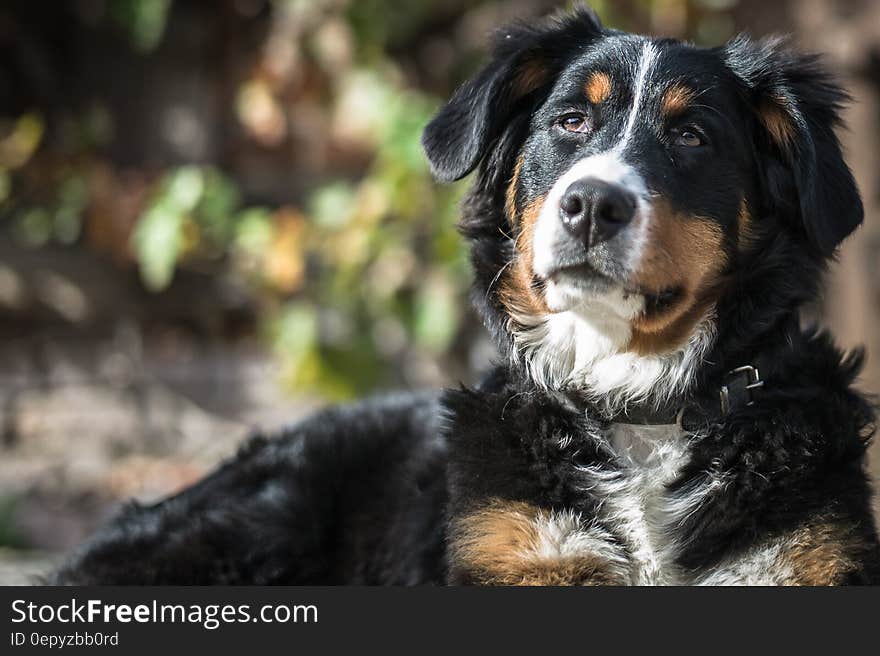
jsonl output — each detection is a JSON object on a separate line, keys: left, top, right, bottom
{"left": 608, "top": 355, "right": 770, "bottom": 432}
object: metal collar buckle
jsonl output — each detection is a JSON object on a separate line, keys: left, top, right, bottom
{"left": 719, "top": 365, "right": 764, "bottom": 415}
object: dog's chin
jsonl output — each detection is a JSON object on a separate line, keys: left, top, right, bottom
{"left": 543, "top": 266, "right": 646, "bottom": 321}
{"left": 542, "top": 262, "right": 683, "bottom": 322}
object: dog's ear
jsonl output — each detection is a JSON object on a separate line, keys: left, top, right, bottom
{"left": 724, "top": 36, "right": 863, "bottom": 256}
{"left": 422, "top": 7, "right": 604, "bottom": 183}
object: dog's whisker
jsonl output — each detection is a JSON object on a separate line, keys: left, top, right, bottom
{"left": 485, "top": 259, "right": 515, "bottom": 301}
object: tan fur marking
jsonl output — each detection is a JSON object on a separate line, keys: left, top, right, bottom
{"left": 759, "top": 96, "right": 795, "bottom": 155}
{"left": 660, "top": 84, "right": 695, "bottom": 118}
{"left": 778, "top": 521, "right": 864, "bottom": 586}
{"left": 505, "top": 155, "right": 524, "bottom": 224}
{"left": 629, "top": 300, "right": 714, "bottom": 356}
{"left": 450, "top": 500, "right": 623, "bottom": 586}
{"left": 513, "top": 60, "right": 549, "bottom": 98}
{"left": 584, "top": 71, "right": 612, "bottom": 105}
{"left": 628, "top": 200, "right": 728, "bottom": 355}
{"left": 737, "top": 197, "right": 755, "bottom": 249}
{"left": 499, "top": 196, "right": 549, "bottom": 317}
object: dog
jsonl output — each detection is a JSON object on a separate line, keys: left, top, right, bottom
{"left": 53, "top": 6, "right": 880, "bottom": 585}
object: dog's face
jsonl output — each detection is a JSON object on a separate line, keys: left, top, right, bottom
{"left": 513, "top": 37, "right": 754, "bottom": 355}
{"left": 423, "top": 8, "right": 863, "bottom": 403}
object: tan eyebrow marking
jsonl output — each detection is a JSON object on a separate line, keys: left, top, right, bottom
{"left": 584, "top": 71, "right": 612, "bottom": 104}
{"left": 660, "top": 83, "right": 696, "bottom": 118}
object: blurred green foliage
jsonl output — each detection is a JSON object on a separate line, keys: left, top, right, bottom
{"left": 0, "top": 0, "right": 738, "bottom": 399}
{"left": 0, "top": 497, "right": 24, "bottom": 548}
{"left": 110, "top": 0, "right": 173, "bottom": 53}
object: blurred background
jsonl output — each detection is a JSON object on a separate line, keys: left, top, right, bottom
{"left": 0, "top": 0, "right": 878, "bottom": 583}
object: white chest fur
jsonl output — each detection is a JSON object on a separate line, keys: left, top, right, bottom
{"left": 534, "top": 421, "right": 787, "bottom": 585}
{"left": 597, "top": 421, "right": 693, "bottom": 585}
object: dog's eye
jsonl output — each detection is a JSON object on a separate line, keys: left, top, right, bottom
{"left": 558, "top": 113, "right": 590, "bottom": 134}
{"left": 673, "top": 129, "right": 704, "bottom": 147}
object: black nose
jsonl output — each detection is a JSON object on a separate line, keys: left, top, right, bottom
{"left": 559, "top": 178, "right": 636, "bottom": 246}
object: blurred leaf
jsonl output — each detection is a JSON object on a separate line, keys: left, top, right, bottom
{"left": 377, "top": 91, "right": 434, "bottom": 174}
{"left": 195, "top": 168, "right": 241, "bottom": 245}
{"left": 319, "top": 340, "right": 386, "bottom": 397}
{"left": 236, "top": 79, "right": 287, "bottom": 146}
{"left": 0, "top": 496, "right": 25, "bottom": 549}
{"left": 163, "top": 166, "right": 204, "bottom": 210}
{"left": 264, "top": 209, "right": 307, "bottom": 293}
{"left": 309, "top": 181, "right": 356, "bottom": 230}
{"left": 331, "top": 69, "right": 396, "bottom": 148}
{"left": 0, "top": 172, "right": 9, "bottom": 204}
{"left": 109, "top": 0, "right": 173, "bottom": 53}
{"left": 132, "top": 166, "right": 204, "bottom": 291}
{"left": 234, "top": 207, "right": 275, "bottom": 257}
{"left": 83, "top": 103, "right": 115, "bottom": 147}
{"left": 346, "top": 1, "right": 435, "bottom": 61}
{"left": 0, "top": 113, "right": 44, "bottom": 171}
{"left": 413, "top": 273, "right": 460, "bottom": 353}
{"left": 272, "top": 302, "right": 319, "bottom": 378}
{"left": 14, "top": 208, "right": 52, "bottom": 247}
{"left": 54, "top": 176, "right": 88, "bottom": 244}
{"left": 133, "top": 203, "right": 184, "bottom": 291}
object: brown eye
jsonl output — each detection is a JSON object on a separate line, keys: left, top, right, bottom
{"left": 559, "top": 113, "right": 590, "bottom": 134}
{"left": 674, "top": 129, "right": 704, "bottom": 147}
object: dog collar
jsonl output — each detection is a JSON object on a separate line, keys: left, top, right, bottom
{"left": 610, "top": 359, "right": 768, "bottom": 432}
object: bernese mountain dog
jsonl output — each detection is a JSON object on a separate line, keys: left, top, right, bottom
{"left": 53, "top": 6, "right": 880, "bottom": 586}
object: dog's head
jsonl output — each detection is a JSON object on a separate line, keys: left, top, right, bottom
{"left": 423, "top": 7, "right": 862, "bottom": 407}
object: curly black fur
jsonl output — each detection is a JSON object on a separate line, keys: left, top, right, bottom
{"left": 52, "top": 394, "right": 448, "bottom": 584}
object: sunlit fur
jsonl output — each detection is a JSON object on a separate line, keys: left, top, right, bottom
{"left": 510, "top": 307, "right": 717, "bottom": 412}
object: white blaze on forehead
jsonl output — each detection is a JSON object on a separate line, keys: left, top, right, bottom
{"left": 531, "top": 41, "right": 661, "bottom": 288}
{"left": 619, "top": 41, "right": 660, "bottom": 152}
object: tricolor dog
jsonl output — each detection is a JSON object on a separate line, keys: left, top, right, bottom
{"left": 54, "top": 6, "right": 880, "bottom": 586}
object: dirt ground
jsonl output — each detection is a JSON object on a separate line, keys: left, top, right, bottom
{"left": 0, "top": 332, "right": 318, "bottom": 585}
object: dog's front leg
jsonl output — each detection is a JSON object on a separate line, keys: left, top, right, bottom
{"left": 447, "top": 498, "right": 630, "bottom": 585}
{"left": 442, "top": 384, "right": 630, "bottom": 585}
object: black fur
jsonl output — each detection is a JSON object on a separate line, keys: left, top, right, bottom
{"left": 53, "top": 7, "right": 880, "bottom": 586}
{"left": 723, "top": 36, "right": 864, "bottom": 256}
{"left": 53, "top": 394, "right": 447, "bottom": 584}
{"left": 421, "top": 8, "right": 604, "bottom": 182}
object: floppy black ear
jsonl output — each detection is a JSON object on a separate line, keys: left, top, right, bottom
{"left": 422, "top": 7, "right": 604, "bottom": 183}
{"left": 724, "top": 36, "right": 863, "bottom": 256}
